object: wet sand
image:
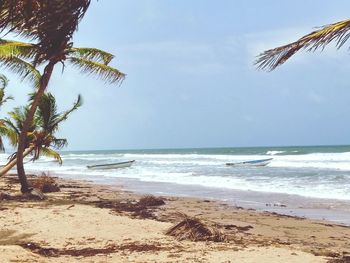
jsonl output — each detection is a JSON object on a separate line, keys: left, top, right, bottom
{"left": 1, "top": 174, "right": 350, "bottom": 262}
{"left": 105, "top": 177, "right": 350, "bottom": 225}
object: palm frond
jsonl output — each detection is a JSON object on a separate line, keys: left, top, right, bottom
{"left": 7, "top": 106, "right": 36, "bottom": 134}
{"left": 51, "top": 138, "right": 68, "bottom": 149}
{"left": 36, "top": 93, "right": 58, "bottom": 132}
{"left": 0, "top": 40, "right": 37, "bottom": 61}
{"left": 0, "top": 119, "right": 18, "bottom": 146}
{"left": 39, "top": 147, "right": 63, "bottom": 164}
{"left": 50, "top": 94, "right": 82, "bottom": 132}
{"left": 69, "top": 47, "right": 114, "bottom": 65}
{"left": 0, "top": 0, "right": 92, "bottom": 64}
{"left": 0, "top": 56, "right": 40, "bottom": 88}
{"left": 0, "top": 87, "right": 13, "bottom": 107}
{"left": 68, "top": 57, "right": 125, "bottom": 85}
{"left": 0, "top": 120, "right": 8, "bottom": 151}
{"left": 0, "top": 74, "right": 9, "bottom": 89}
{"left": 256, "top": 18, "right": 350, "bottom": 70}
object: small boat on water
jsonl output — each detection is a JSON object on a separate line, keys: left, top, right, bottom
{"left": 87, "top": 160, "right": 135, "bottom": 169}
{"left": 226, "top": 158, "right": 272, "bottom": 167}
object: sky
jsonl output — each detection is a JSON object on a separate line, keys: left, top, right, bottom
{"left": 2, "top": 0, "right": 350, "bottom": 151}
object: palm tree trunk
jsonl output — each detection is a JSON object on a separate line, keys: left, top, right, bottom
{"left": 16, "top": 61, "right": 56, "bottom": 193}
{"left": 0, "top": 146, "right": 35, "bottom": 177}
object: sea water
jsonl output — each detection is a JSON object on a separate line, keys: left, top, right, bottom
{"left": 2, "top": 145, "right": 350, "bottom": 201}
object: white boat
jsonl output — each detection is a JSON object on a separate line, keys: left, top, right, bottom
{"left": 87, "top": 160, "right": 135, "bottom": 169}
{"left": 226, "top": 158, "right": 272, "bottom": 167}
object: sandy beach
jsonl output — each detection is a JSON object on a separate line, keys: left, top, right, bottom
{"left": 0, "top": 174, "right": 349, "bottom": 263}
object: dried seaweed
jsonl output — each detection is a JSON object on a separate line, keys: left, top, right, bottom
{"left": 20, "top": 242, "right": 163, "bottom": 257}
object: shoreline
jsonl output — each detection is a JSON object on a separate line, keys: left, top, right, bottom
{"left": 55, "top": 172, "right": 350, "bottom": 226}
{"left": 1, "top": 173, "right": 350, "bottom": 262}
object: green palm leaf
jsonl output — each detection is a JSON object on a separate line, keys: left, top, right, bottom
{"left": 69, "top": 47, "right": 114, "bottom": 65}
{"left": 256, "top": 18, "right": 350, "bottom": 70}
{"left": 39, "top": 147, "right": 63, "bottom": 164}
{"left": 0, "top": 40, "right": 37, "bottom": 61}
{"left": 0, "top": 74, "right": 13, "bottom": 107}
{"left": 0, "top": 119, "right": 19, "bottom": 146}
{"left": 68, "top": 57, "right": 125, "bottom": 84}
{"left": 0, "top": 56, "right": 40, "bottom": 88}
{"left": 36, "top": 93, "right": 59, "bottom": 133}
{"left": 0, "top": 74, "right": 9, "bottom": 89}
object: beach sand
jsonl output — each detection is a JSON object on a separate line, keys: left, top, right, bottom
{"left": 1, "top": 174, "right": 349, "bottom": 263}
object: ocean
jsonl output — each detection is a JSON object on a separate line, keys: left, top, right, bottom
{"left": 3, "top": 145, "right": 350, "bottom": 223}
{"left": 6, "top": 145, "right": 348, "bottom": 200}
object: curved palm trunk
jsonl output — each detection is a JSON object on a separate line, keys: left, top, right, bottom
{"left": 0, "top": 146, "right": 35, "bottom": 176}
{"left": 16, "top": 61, "right": 56, "bottom": 193}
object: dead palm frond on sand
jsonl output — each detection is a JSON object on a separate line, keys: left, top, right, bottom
{"left": 165, "top": 213, "right": 226, "bottom": 242}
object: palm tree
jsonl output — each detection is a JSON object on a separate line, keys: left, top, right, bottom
{"left": 0, "top": 1, "right": 101, "bottom": 194}
{"left": 0, "top": 92, "right": 82, "bottom": 176}
{"left": 0, "top": 74, "right": 13, "bottom": 151}
{"left": 255, "top": 19, "right": 350, "bottom": 70}
{"left": 0, "top": 39, "right": 125, "bottom": 193}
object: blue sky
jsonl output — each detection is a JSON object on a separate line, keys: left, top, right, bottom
{"left": 3, "top": 0, "right": 350, "bottom": 150}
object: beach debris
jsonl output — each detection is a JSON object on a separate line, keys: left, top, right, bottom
{"left": 0, "top": 192, "right": 12, "bottom": 200}
{"left": 20, "top": 241, "right": 164, "bottom": 257}
{"left": 31, "top": 174, "right": 60, "bottom": 193}
{"left": 165, "top": 213, "right": 226, "bottom": 242}
{"left": 94, "top": 195, "right": 165, "bottom": 219}
{"left": 137, "top": 195, "right": 165, "bottom": 207}
{"left": 224, "top": 224, "right": 253, "bottom": 232}
{"left": 326, "top": 255, "right": 350, "bottom": 263}
{"left": 66, "top": 204, "right": 75, "bottom": 210}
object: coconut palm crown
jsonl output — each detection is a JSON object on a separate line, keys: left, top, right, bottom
{"left": 255, "top": 18, "right": 350, "bottom": 70}
{"left": 0, "top": 0, "right": 91, "bottom": 64}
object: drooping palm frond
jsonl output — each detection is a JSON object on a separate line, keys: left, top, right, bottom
{"left": 256, "top": 18, "right": 350, "bottom": 70}
{"left": 0, "top": 119, "right": 19, "bottom": 146}
{"left": 69, "top": 47, "right": 114, "bottom": 65}
{"left": 37, "top": 147, "right": 62, "bottom": 164}
{"left": 0, "top": 56, "right": 40, "bottom": 88}
{"left": 51, "top": 138, "right": 68, "bottom": 149}
{"left": 68, "top": 57, "right": 125, "bottom": 84}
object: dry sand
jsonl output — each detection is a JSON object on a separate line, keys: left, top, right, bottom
{"left": 1, "top": 174, "right": 349, "bottom": 263}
